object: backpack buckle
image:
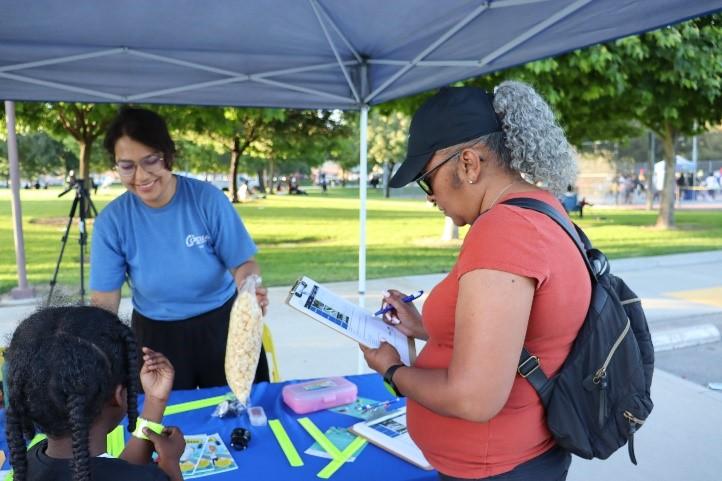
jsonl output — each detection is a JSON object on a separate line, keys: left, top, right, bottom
{"left": 518, "top": 355, "right": 541, "bottom": 378}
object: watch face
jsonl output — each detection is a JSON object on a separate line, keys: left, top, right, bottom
{"left": 384, "top": 365, "right": 401, "bottom": 383}
{"left": 384, "top": 365, "right": 404, "bottom": 397}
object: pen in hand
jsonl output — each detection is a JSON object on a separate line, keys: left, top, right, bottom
{"left": 374, "top": 290, "right": 424, "bottom": 317}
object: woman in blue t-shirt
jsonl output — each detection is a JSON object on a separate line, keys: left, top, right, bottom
{"left": 90, "top": 107, "right": 269, "bottom": 390}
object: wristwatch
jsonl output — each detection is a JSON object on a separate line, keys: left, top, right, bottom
{"left": 383, "top": 364, "right": 405, "bottom": 397}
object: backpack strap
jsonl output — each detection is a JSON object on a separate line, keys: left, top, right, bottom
{"left": 501, "top": 197, "right": 596, "bottom": 280}
{"left": 501, "top": 197, "right": 597, "bottom": 406}
{"left": 518, "top": 347, "right": 553, "bottom": 406}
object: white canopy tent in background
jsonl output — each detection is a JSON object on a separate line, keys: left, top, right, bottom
{"left": 3, "top": 0, "right": 722, "bottom": 307}
{"left": 653, "top": 155, "right": 698, "bottom": 192}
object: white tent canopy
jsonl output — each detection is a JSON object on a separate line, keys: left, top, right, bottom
{"left": 654, "top": 155, "right": 697, "bottom": 174}
{"left": 653, "top": 155, "right": 698, "bottom": 191}
{"left": 4, "top": 0, "right": 722, "bottom": 303}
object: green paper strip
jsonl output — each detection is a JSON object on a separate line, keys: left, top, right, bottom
{"left": 163, "top": 394, "right": 228, "bottom": 415}
{"left": 317, "top": 436, "right": 368, "bottom": 479}
{"left": 27, "top": 433, "right": 46, "bottom": 449}
{"left": 298, "top": 417, "right": 367, "bottom": 479}
{"left": 106, "top": 425, "right": 125, "bottom": 457}
{"left": 269, "top": 419, "right": 304, "bottom": 467}
{"left": 298, "top": 417, "right": 342, "bottom": 458}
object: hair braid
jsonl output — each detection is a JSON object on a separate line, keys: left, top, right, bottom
{"left": 119, "top": 327, "right": 140, "bottom": 432}
{"left": 67, "top": 394, "right": 91, "bottom": 481}
{"left": 5, "top": 406, "right": 30, "bottom": 481}
{"left": 5, "top": 339, "right": 36, "bottom": 481}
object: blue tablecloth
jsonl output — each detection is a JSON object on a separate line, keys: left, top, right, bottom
{"left": 0, "top": 374, "right": 437, "bottom": 480}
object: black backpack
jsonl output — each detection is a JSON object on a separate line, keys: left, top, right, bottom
{"left": 502, "top": 198, "right": 654, "bottom": 464}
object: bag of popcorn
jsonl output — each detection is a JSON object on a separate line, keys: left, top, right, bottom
{"left": 225, "top": 274, "right": 264, "bottom": 406}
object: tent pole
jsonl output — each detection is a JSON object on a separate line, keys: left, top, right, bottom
{"left": 358, "top": 106, "right": 368, "bottom": 301}
{"left": 5, "top": 100, "right": 34, "bottom": 299}
{"left": 357, "top": 104, "right": 368, "bottom": 374}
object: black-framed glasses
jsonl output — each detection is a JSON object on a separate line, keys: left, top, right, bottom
{"left": 115, "top": 153, "right": 164, "bottom": 178}
{"left": 414, "top": 150, "right": 461, "bottom": 196}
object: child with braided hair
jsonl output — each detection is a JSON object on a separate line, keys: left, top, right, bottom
{"left": 4, "top": 306, "right": 186, "bottom": 481}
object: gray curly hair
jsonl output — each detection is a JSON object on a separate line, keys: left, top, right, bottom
{"left": 485, "top": 80, "right": 577, "bottom": 195}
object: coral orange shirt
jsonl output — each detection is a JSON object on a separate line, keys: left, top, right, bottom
{"left": 406, "top": 190, "right": 591, "bottom": 478}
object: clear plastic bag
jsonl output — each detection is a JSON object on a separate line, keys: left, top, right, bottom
{"left": 224, "top": 274, "right": 264, "bottom": 407}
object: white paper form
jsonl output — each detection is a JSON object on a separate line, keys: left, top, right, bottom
{"left": 351, "top": 407, "right": 432, "bottom": 470}
{"left": 286, "top": 276, "right": 416, "bottom": 365}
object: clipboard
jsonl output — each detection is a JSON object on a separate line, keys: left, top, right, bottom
{"left": 350, "top": 407, "right": 432, "bottom": 470}
{"left": 285, "top": 276, "right": 416, "bottom": 365}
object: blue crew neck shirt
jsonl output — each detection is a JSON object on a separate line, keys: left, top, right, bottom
{"left": 90, "top": 175, "right": 257, "bottom": 320}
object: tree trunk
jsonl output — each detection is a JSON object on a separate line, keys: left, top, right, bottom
{"left": 229, "top": 136, "right": 240, "bottom": 203}
{"left": 268, "top": 159, "right": 275, "bottom": 194}
{"left": 645, "top": 132, "right": 655, "bottom": 211}
{"left": 78, "top": 139, "right": 92, "bottom": 188}
{"left": 441, "top": 216, "right": 459, "bottom": 240}
{"left": 656, "top": 131, "right": 677, "bottom": 229}
{"left": 256, "top": 168, "right": 266, "bottom": 194}
{"left": 383, "top": 161, "right": 394, "bottom": 198}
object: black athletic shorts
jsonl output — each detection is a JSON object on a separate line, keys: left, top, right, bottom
{"left": 131, "top": 294, "right": 270, "bottom": 390}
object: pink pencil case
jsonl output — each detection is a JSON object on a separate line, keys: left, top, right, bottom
{"left": 282, "top": 377, "right": 358, "bottom": 414}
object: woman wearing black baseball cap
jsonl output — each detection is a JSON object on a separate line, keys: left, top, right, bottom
{"left": 361, "top": 82, "right": 589, "bottom": 480}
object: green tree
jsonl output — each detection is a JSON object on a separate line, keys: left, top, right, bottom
{"left": 165, "top": 106, "right": 284, "bottom": 201}
{"left": 14, "top": 103, "right": 118, "bottom": 188}
{"left": 469, "top": 15, "right": 722, "bottom": 228}
{"left": 368, "top": 111, "right": 410, "bottom": 197}
{"left": 679, "top": 126, "right": 722, "bottom": 161}
{"left": 264, "top": 110, "right": 351, "bottom": 184}
{"left": 175, "top": 139, "right": 227, "bottom": 174}
{"left": 328, "top": 112, "right": 360, "bottom": 184}
{"left": 161, "top": 106, "right": 349, "bottom": 200}
{"left": 387, "top": 14, "right": 722, "bottom": 228}
{"left": 0, "top": 131, "right": 78, "bottom": 185}
{"left": 17, "top": 132, "right": 78, "bottom": 180}
{"left": 0, "top": 139, "right": 9, "bottom": 186}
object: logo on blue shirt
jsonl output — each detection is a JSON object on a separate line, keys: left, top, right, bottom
{"left": 186, "top": 233, "right": 211, "bottom": 248}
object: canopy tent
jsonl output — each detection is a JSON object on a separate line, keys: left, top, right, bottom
{"left": 655, "top": 156, "right": 697, "bottom": 174}
{"left": 652, "top": 155, "right": 698, "bottom": 191}
{"left": 3, "top": 1, "right": 722, "bottom": 108}
{"left": 4, "top": 0, "right": 722, "bottom": 308}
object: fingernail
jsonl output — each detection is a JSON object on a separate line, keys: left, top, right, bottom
{"left": 383, "top": 291, "right": 390, "bottom": 298}
{"left": 380, "top": 337, "right": 388, "bottom": 343}
{"left": 391, "top": 317, "right": 400, "bottom": 325}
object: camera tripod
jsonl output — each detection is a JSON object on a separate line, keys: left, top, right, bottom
{"left": 47, "top": 178, "right": 98, "bottom": 305}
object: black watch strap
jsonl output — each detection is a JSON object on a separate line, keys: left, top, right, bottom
{"left": 383, "top": 364, "right": 405, "bottom": 397}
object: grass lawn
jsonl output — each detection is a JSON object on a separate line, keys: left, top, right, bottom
{"left": 1, "top": 185, "right": 722, "bottom": 295}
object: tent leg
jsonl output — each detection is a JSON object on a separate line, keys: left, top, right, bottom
{"left": 5, "top": 101, "right": 34, "bottom": 300}
{"left": 357, "top": 105, "right": 368, "bottom": 374}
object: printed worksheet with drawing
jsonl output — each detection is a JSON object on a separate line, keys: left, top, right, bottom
{"left": 286, "top": 276, "right": 416, "bottom": 365}
{"left": 350, "top": 407, "right": 432, "bottom": 470}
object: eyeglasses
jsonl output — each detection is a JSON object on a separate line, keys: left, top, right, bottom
{"left": 115, "top": 153, "right": 165, "bottom": 178}
{"left": 414, "top": 150, "right": 461, "bottom": 196}
{"left": 414, "top": 137, "right": 484, "bottom": 195}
